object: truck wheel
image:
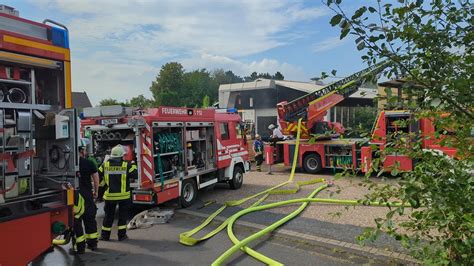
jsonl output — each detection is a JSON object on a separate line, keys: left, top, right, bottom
{"left": 180, "top": 179, "right": 197, "bottom": 208}
{"left": 303, "top": 153, "right": 322, "bottom": 174}
{"left": 229, "top": 166, "right": 244, "bottom": 190}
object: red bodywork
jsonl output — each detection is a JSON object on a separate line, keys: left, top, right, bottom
{"left": 0, "top": 204, "right": 71, "bottom": 265}
{"left": 270, "top": 110, "right": 457, "bottom": 175}
{"left": 81, "top": 107, "right": 249, "bottom": 205}
{"left": 277, "top": 92, "right": 346, "bottom": 138}
{"left": 277, "top": 140, "right": 359, "bottom": 169}
{"left": 361, "top": 111, "right": 457, "bottom": 172}
{"left": 0, "top": 12, "right": 74, "bottom": 265}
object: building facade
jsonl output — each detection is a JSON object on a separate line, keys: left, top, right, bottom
{"left": 219, "top": 79, "right": 377, "bottom": 138}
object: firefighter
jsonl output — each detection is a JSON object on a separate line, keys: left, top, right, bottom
{"left": 253, "top": 134, "right": 264, "bottom": 172}
{"left": 98, "top": 144, "right": 137, "bottom": 241}
{"left": 268, "top": 124, "right": 286, "bottom": 141}
{"left": 71, "top": 192, "right": 86, "bottom": 254}
{"left": 78, "top": 140, "right": 100, "bottom": 250}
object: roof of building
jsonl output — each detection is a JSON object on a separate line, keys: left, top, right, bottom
{"left": 218, "top": 78, "right": 377, "bottom": 99}
{"left": 72, "top": 91, "right": 93, "bottom": 108}
{"left": 378, "top": 79, "right": 424, "bottom": 89}
{"left": 218, "top": 78, "right": 325, "bottom": 93}
{"left": 273, "top": 79, "right": 325, "bottom": 93}
{"left": 350, "top": 87, "right": 378, "bottom": 98}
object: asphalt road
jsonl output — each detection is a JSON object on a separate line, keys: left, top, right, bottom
{"left": 34, "top": 211, "right": 383, "bottom": 266}
{"left": 192, "top": 185, "right": 403, "bottom": 253}
{"left": 34, "top": 168, "right": 407, "bottom": 265}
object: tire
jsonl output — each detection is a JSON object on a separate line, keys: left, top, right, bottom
{"left": 303, "top": 153, "right": 322, "bottom": 174}
{"left": 180, "top": 179, "right": 197, "bottom": 208}
{"left": 229, "top": 166, "right": 244, "bottom": 190}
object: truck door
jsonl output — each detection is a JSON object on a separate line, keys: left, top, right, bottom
{"left": 218, "top": 121, "right": 231, "bottom": 145}
{"left": 216, "top": 121, "right": 231, "bottom": 165}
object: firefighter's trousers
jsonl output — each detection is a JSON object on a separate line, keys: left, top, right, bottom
{"left": 80, "top": 190, "right": 99, "bottom": 247}
{"left": 72, "top": 215, "right": 86, "bottom": 252}
{"left": 101, "top": 199, "right": 131, "bottom": 239}
{"left": 255, "top": 154, "right": 264, "bottom": 171}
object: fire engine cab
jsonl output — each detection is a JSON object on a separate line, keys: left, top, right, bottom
{"left": 81, "top": 106, "right": 250, "bottom": 207}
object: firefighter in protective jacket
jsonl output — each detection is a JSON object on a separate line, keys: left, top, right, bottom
{"left": 98, "top": 144, "right": 137, "bottom": 241}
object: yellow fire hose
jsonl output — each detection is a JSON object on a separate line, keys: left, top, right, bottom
{"left": 52, "top": 230, "right": 71, "bottom": 246}
{"left": 180, "top": 118, "right": 409, "bottom": 265}
{"left": 52, "top": 238, "right": 68, "bottom": 245}
{"left": 179, "top": 119, "right": 306, "bottom": 247}
{"left": 216, "top": 184, "right": 327, "bottom": 266}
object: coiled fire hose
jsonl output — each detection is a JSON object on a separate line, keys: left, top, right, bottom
{"left": 181, "top": 118, "right": 409, "bottom": 265}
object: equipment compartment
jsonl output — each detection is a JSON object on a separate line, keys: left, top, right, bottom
{"left": 153, "top": 127, "right": 183, "bottom": 181}
{"left": 0, "top": 62, "right": 77, "bottom": 203}
{"left": 185, "top": 125, "right": 215, "bottom": 174}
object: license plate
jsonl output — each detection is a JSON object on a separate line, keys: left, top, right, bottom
{"left": 100, "top": 118, "right": 118, "bottom": 125}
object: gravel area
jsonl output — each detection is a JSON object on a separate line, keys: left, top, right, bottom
{"left": 198, "top": 163, "right": 404, "bottom": 229}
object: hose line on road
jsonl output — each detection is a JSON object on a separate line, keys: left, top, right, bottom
{"left": 214, "top": 189, "right": 411, "bottom": 266}
{"left": 179, "top": 118, "right": 307, "bottom": 248}
{"left": 216, "top": 184, "right": 328, "bottom": 266}
{"left": 180, "top": 118, "right": 410, "bottom": 265}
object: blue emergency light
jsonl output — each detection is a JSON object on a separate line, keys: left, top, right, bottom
{"left": 51, "top": 26, "right": 69, "bottom": 48}
{"left": 227, "top": 108, "right": 237, "bottom": 113}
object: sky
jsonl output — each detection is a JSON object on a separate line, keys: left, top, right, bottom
{"left": 5, "top": 0, "right": 370, "bottom": 105}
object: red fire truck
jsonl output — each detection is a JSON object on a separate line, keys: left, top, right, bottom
{"left": 0, "top": 6, "right": 78, "bottom": 265}
{"left": 81, "top": 106, "right": 250, "bottom": 207}
{"left": 269, "top": 62, "right": 456, "bottom": 174}
{"left": 360, "top": 110, "right": 457, "bottom": 173}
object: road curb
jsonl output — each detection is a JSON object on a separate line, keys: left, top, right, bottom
{"left": 177, "top": 209, "right": 419, "bottom": 264}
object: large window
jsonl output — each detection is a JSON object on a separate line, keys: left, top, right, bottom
{"left": 220, "top": 123, "right": 229, "bottom": 140}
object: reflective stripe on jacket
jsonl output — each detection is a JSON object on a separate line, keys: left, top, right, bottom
{"left": 99, "top": 159, "right": 135, "bottom": 201}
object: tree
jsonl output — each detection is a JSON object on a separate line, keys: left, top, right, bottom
{"left": 225, "top": 70, "right": 244, "bottom": 83}
{"left": 129, "top": 94, "right": 153, "bottom": 109}
{"left": 212, "top": 69, "right": 244, "bottom": 84}
{"left": 98, "top": 98, "right": 120, "bottom": 106}
{"left": 346, "top": 105, "right": 378, "bottom": 137}
{"left": 149, "top": 63, "right": 283, "bottom": 107}
{"left": 244, "top": 72, "right": 258, "bottom": 82}
{"left": 182, "top": 69, "right": 218, "bottom": 107}
{"left": 244, "top": 71, "right": 285, "bottom": 81}
{"left": 273, "top": 71, "right": 285, "bottom": 80}
{"left": 258, "top": 72, "right": 272, "bottom": 79}
{"left": 150, "top": 62, "right": 184, "bottom": 106}
{"left": 325, "top": 0, "right": 473, "bottom": 264}
{"left": 212, "top": 69, "right": 228, "bottom": 85}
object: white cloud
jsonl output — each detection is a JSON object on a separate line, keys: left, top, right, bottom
{"left": 72, "top": 58, "right": 158, "bottom": 106}
{"left": 33, "top": 0, "right": 327, "bottom": 103}
{"left": 38, "top": 0, "right": 328, "bottom": 57}
{"left": 75, "top": 53, "right": 307, "bottom": 105}
{"left": 181, "top": 53, "right": 307, "bottom": 80}
{"left": 312, "top": 36, "right": 348, "bottom": 53}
